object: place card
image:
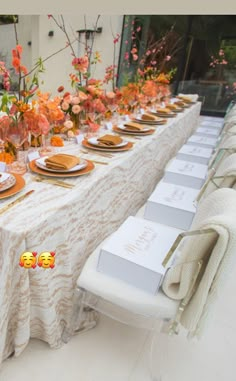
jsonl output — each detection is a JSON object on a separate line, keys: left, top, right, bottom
{"left": 97, "top": 216, "right": 182, "bottom": 294}
{"left": 144, "top": 181, "right": 198, "bottom": 230}
{"left": 0, "top": 162, "right": 6, "bottom": 172}
{"left": 75, "top": 134, "right": 84, "bottom": 144}
{"left": 105, "top": 122, "right": 113, "bottom": 131}
{"left": 163, "top": 158, "right": 208, "bottom": 189}
{"left": 28, "top": 151, "right": 40, "bottom": 162}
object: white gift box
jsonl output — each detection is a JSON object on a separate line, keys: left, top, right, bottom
{"left": 163, "top": 159, "right": 208, "bottom": 189}
{"left": 176, "top": 144, "right": 213, "bottom": 165}
{"left": 144, "top": 181, "right": 198, "bottom": 230}
{"left": 97, "top": 216, "right": 182, "bottom": 294}
{"left": 200, "top": 120, "right": 223, "bottom": 130}
{"left": 186, "top": 134, "right": 218, "bottom": 148}
{"left": 195, "top": 127, "right": 221, "bottom": 138}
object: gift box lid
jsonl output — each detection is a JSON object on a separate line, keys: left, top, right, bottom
{"left": 98, "top": 216, "right": 181, "bottom": 273}
{"left": 148, "top": 181, "right": 198, "bottom": 213}
{"left": 165, "top": 159, "right": 207, "bottom": 180}
{"left": 178, "top": 145, "right": 213, "bottom": 158}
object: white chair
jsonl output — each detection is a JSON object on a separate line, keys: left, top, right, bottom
{"left": 208, "top": 135, "right": 236, "bottom": 172}
{"left": 73, "top": 188, "right": 236, "bottom": 380}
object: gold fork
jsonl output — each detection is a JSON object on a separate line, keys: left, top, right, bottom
{"left": 80, "top": 149, "right": 113, "bottom": 158}
{"left": 32, "top": 176, "right": 74, "bottom": 189}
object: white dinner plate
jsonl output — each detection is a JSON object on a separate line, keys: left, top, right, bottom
{"left": 35, "top": 157, "right": 88, "bottom": 173}
{"left": 88, "top": 137, "right": 128, "bottom": 148}
{"left": 0, "top": 172, "right": 16, "bottom": 192}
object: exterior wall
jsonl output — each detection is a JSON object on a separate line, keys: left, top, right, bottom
{"left": 16, "top": 15, "right": 124, "bottom": 95}
{"left": 0, "top": 15, "right": 123, "bottom": 95}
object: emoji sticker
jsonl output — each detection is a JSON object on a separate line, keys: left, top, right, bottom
{"left": 37, "top": 251, "right": 55, "bottom": 269}
{"left": 19, "top": 251, "right": 37, "bottom": 269}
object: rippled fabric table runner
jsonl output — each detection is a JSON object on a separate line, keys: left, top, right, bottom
{"left": 0, "top": 102, "right": 201, "bottom": 365}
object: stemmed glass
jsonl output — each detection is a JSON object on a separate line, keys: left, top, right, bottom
{"left": 5, "top": 118, "right": 29, "bottom": 174}
{"left": 0, "top": 122, "right": 6, "bottom": 153}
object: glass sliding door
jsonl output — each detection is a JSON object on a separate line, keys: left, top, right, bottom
{"left": 118, "top": 15, "right": 236, "bottom": 116}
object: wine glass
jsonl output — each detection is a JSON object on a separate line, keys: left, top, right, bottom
{"left": 5, "top": 118, "right": 29, "bottom": 174}
{"left": 0, "top": 121, "right": 6, "bottom": 153}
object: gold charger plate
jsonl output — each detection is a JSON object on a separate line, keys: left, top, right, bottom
{"left": 0, "top": 174, "right": 25, "bottom": 200}
{"left": 133, "top": 117, "right": 167, "bottom": 125}
{"left": 29, "top": 159, "right": 95, "bottom": 177}
{"left": 113, "top": 126, "right": 155, "bottom": 136}
{"left": 82, "top": 139, "right": 133, "bottom": 152}
{"left": 154, "top": 111, "right": 177, "bottom": 118}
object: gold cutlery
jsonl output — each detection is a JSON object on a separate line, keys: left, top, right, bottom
{"left": 0, "top": 190, "right": 35, "bottom": 215}
{"left": 32, "top": 176, "right": 74, "bottom": 189}
{"left": 80, "top": 149, "right": 113, "bottom": 158}
{"left": 80, "top": 158, "right": 109, "bottom": 165}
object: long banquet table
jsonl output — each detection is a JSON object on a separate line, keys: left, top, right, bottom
{"left": 0, "top": 102, "right": 201, "bottom": 365}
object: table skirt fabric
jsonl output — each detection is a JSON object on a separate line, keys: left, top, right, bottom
{"left": 0, "top": 103, "right": 201, "bottom": 365}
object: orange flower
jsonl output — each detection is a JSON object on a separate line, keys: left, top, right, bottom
{"left": 0, "top": 152, "right": 14, "bottom": 164}
{"left": 50, "top": 135, "right": 64, "bottom": 147}
{"left": 12, "top": 45, "right": 28, "bottom": 75}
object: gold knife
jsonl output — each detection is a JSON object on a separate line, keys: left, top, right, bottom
{"left": 0, "top": 190, "right": 35, "bottom": 215}
{"left": 33, "top": 176, "right": 74, "bottom": 188}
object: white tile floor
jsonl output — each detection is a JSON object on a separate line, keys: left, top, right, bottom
{"left": 1, "top": 260, "right": 236, "bottom": 381}
{"left": 2, "top": 115, "right": 235, "bottom": 381}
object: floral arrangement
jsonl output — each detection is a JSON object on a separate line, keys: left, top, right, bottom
{"left": 209, "top": 49, "right": 228, "bottom": 68}
{"left": 0, "top": 15, "right": 180, "bottom": 161}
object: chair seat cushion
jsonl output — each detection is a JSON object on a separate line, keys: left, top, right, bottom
{"left": 77, "top": 249, "right": 179, "bottom": 320}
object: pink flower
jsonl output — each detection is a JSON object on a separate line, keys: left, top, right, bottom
{"left": 9, "top": 104, "right": 18, "bottom": 115}
{"left": 78, "top": 91, "right": 88, "bottom": 101}
{"left": 124, "top": 52, "right": 129, "bottom": 61}
{"left": 219, "top": 49, "right": 224, "bottom": 56}
{"left": 71, "top": 96, "right": 80, "bottom": 105}
{"left": 67, "top": 130, "right": 74, "bottom": 138}
{"left": 72, "top": 105, "right": 81, "bottom": 114}
{"left": 64, "top": 120, "right": 73, "bottom": 130}
{"left": 125, "top": 40, "right": 129, "bottom": 44}
{"left": 61, "top": 101, "right": 69, "bottom": 111}
{"left": 106, "top": 91, "right": 115, "bottom": 99}
{"left": 165, "top": 55, "right": 171, "bottom": 61}
{"left": 72, "top": 55, "right": 89, "bottom": 74}
{"left": 38, "top": 114, "right": 50, "bottom": 135}
{"left": 136, "top": 26, "right": 141, "bottom": 32}
{"left": 132, "top": 54, "right": 138, "bottom": 61}
{"left": 131, "top": 47, "right": 137, "bottom": 54}
{"left": 146, "top": 50, "right": 151, "bottom": 56}
{"left": 113, "top": 34, "right": 120, "bottom": 44}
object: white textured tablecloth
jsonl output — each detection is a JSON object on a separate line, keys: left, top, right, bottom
{"left": 0, "top": 103, "right": 201, "bottom": 365}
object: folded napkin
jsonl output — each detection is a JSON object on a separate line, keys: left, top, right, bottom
{"left": 97, "top": 134, "right": 123, "bottom": 146}
{"left": 162, "top": 188, "right": 236, "bottom": 337}
{"left": 45, "top": 154, "right": 80, "bottom": 170}
{"left": 141, "top": 113, "right": 157, "bottom": 121}
{"left": 166, "top": 104, "right": 179, "bottom": 111}
{"left": 174, "top": 100, "right": 186, "bottom": 107}
{"left": 178, "top": 93, "right": 199, "bottom": 102}
{"left": 156, "top": 107, "right": 171, "bottom": 114}
{"left": 123, "top": 122, "right": 146, "bottom": 131}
